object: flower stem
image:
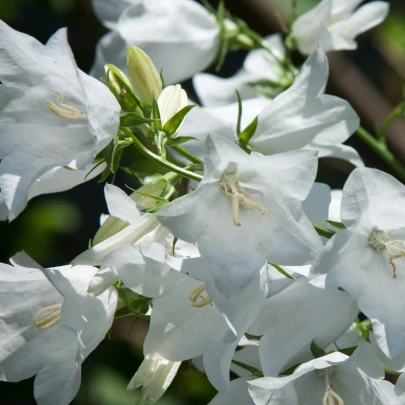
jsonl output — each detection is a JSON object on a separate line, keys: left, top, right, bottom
{"left": 356, "top": 126, "right": 405, "bottom": 182}
{"left": 129, "top": 132, "right": 203, "bottom": 182}
{"left": 171, "top": 145, "right": 203, "bottom": 165}
{"left": 377, "top": 103, "right": 405, "bottom": 141}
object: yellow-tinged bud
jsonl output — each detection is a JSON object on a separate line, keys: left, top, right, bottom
{"left": 126, "top": 46, "right": 163, "bottom": 103}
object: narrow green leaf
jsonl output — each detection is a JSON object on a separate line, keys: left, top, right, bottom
{"left": 312, "top": 223, "right": 336, "bottom": 239}
{"left": 166, "top": 136, "right": 199, "bottom": 147}
{"left": 120, "top": 112, "right": 155, "bottom": 127}
{"left": 151, "top": 95, "right": 162, "bottom": 131}
{"left": 235, "top": 90, "right": 243, "bottom": 136}
{"left": 163, "top": 105, "right": 196, "bottom": 136}
{"left": 269, "top": 263, "right": 296, "bottom": 280}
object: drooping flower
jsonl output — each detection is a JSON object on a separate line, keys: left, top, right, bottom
{"left": 91, "top": 0, "right": 220, "bottom": 84}
{"left": 311, "top": 167, "right": 405, "bottom": 359}
{"left": 291, "top": 0, "right": 390, "bottom": 55}
{"left": 158, "top": 135, "right": 322, "bottom": 298}
{"left": 0, "top": 253, "right": 117, "bottom": 405}
{"left": 0, "top": 21, "right": 120, "bottom": 220}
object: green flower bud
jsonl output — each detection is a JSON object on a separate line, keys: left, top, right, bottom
{"left": 126, "top": 46, "right": 163, "bottom": 103}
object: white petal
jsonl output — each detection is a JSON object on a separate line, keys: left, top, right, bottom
{"left": 91, "top": 0, "right": 134, "bottom": 29}
{"left": 104, "top": 184, "right": 141, "bottom": 224}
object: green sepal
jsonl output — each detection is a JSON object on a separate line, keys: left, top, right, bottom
{"left": 325, "top": 220, "right": 346, "bottom": 230}
{"left": 151, "top": 95, "right": 162, "bottom": 131}
{"left": 172, "top": 237, "right": 178, "bottom": 257}
{"left": 239, "top": 115, "right": 259, "bottom": 144}
{"left": 338, "top": 346, "right": 357, "bottom": 357}
{"left": 98, "top": 166, "right": 113, "bottom": 183}
{"left": 166, "top": 136, "right": 199, "bottom": 147}
{"left": 154, "top": 130, "right": 167, "bottom": 159}
{"left": 131, "top": 190, "right": 169, "bottom": 204}
{"left": 84, "top": 158, "right": 105, "bottom": 180}
{"left": 141, "top": 200, "right": 169, "bottom": 214}
{"left": 163, "top": 105, "right": 196, "bottom": 136}
{"left": 103, "top": 135, "right": 133, "bottom": 174}
{"left": 236, "top": 90, "right": 243, "bottom": 136}
{"left": 120, "top": 112, "right": 156, "bottom": 128}
{"left": 310, "top": 340, "right": 326, "bottom": 359}
{"left": 269, "top": 263, "right": 296, "bottom": 280}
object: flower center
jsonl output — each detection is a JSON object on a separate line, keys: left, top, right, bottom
{"left": 368, "top": 228, "right": 405, "bottom": 279}
{"left": 317, "top": 367, "right": 344, "bottom": 405}
{"left": 45, "top": 96, "right": 86, "bottom": 121}
{"left": 33, "top": 304, "right": 62, "bottom": 329}
{"left": 219, "top": 173, "right": 265, "bottom": 226}
{"left": 189, "top": 283, "right": 212, "bottom": 307}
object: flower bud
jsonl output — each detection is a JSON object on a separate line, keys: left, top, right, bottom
{"left": 157, "top": 84, "right": 188, "bottom": 127}
{"left": 87, "top": 267, "right": 119, "bottom": 297}
{"left": 127, "top": 358, "right": 181, "bottom": 405}
{"left": 126, "top": 46, "right": 163, "bottom": 103}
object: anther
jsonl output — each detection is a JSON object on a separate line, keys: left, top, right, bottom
{"left": 322, "top": 371, "right": 344, "bottom": 405}
{"left": 45, "top": 96, "right": 86, "bottom": 121}
{"left": 189, "top": 284, "right": 212, "bottom": 308}
{"left": 34, "top": 304, "right": 62, "bottom": 329}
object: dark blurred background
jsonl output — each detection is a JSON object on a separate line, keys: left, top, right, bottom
{"left": 1, "top": 0, "right": 405, "bottom": 403}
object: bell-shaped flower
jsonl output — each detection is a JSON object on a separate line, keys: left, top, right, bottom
{"left": 291, "top": 0, "right": 389, "bottom": 55}
{"left": 0, "top": 253, "right": 117, "bottom": 405}
{"left": 127, "top": 358, "right": 181, "bottom": 405}
{"left": 0, "top": 22, "right": 120, "bottom": 220}
{"left": 73, "top": 183, "right": 162, "bottom": 266}
{"left": 158, "top": 135, "right": 322, "bottom": 298}
{"left": 91, "top": 0, "right": 220, "bottom": 84}
{"left": 248, "top": 277, "right": 358, "bottom": 376}
{"left": 180, "top": 48, "right": 362, "bottom": 167}
{"left": 311, "top": 167, "right": 405, "bottom": 359}
{"left": 158, "top": 84, "right": 188, "bottom": 127}
{"left": 248, "top": 343, "right": 395, "bottom": 405}
{"left": 193, "top": 34, "right": 290, "bottom": 107}
{"left": 208, "top": 378, "right": 255, "bottom": 405}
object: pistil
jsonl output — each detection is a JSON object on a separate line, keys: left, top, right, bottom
{"left": 34, "top": 304, "right": 62, "bottom": 329}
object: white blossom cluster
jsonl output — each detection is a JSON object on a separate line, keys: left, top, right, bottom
{"left": 3, "top": 0, "right": 405, "bottom": 404}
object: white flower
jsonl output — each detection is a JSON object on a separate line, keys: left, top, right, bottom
{"left": 248, "top": 343, "right": 394, "bottom": 405}
{"left": 193, "top": 34, "right": 290, "bottom": 107}
{"left": 248, "top": 277, "right": 358, "bottom": 376}
{"left": 311, "top": 167, "right": 405, "bottom": 359}
{"left": 127, "top": 358, "right": 181, "bottom": 405}
{"left": 291, "top": 0, "right": 390, "bottom": 55}
{"left": 208, "top": 378, "right": 255, "bottom": 405}
{"left": 0, "top": 22, "right": 120, "bottom": 220}
{"left": 73, "top": 184, "right": 162, "bottom": 266}
{"left": 0, "top": 253, "right": 117, "bottom": 405}
{"left": 180, "top": 48, "right": 362, "bottom": 167}
{"left": 91, "top": 0, "right": 220, "bottom": 84}
{"left": 158, "top": 135, "right": 322, "bottom": 298}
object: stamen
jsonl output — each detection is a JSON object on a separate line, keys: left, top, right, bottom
{"left": 34, "top": 304, "right": 62, "bottom": 329}
{"left": 219, "top": 173, "right": 266, "bottom": 226}
{"left": 189, "top": 284, "right": 212, "bottom": 307}
{"left": 322, "top": 372, "right": 344, "bottom": 405}
{"left": 45, "top": 96, "right": 86, "bottom": 121}
{"left": 369, "top": 228, "right": 405, "bottom": 279}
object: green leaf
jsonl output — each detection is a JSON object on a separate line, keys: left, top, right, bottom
{"left": 163, "top": 105, "right": 197, "bottom": 136}
{"left": 120, "top": 112, "right": 155, "bottom": 127}
{"left": 98, "top": 166, "right": 112, "bottom": 183}
{"left": 84, "top": 158, "right": 105, "bottom": 180}
{"left": 235, "top": 90, "right": 243, "bottom": 136}
{"left": 132, "top": 190, "right": 168, "bottom": 203}
{"left": 239, "top": 115, "right": 259, "bottom": 144}
{"left": 154, "top": 130, "right": 167, "bottom": 158}
{"left": 116, "top": 287, "right": 151, "bottom": 321}
{"left": 339, "top": 346, "right": 357, "bottom": 357}
{"left": 141, "top": 200, "right": 169, "bottom": 214}
{"left": 310, "top": 340, "right": 326, "bottom": 359}
{"left": 325, "top": 220, "right": 346, "bottom": 230}
{"left": 312, "top": 223, "right": 336, "bottom": 239}
{"left": 231, "top": 360, "right": 263, "bottom": 377}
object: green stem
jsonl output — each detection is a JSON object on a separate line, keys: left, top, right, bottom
{"left": 377, "top": 103, "right": 405, "bottom": 140}
{"left": 129, "top": 132, "right": 203, "bottom": 182}
{"left": 171, "top": 145, "right": 203, "bottom": 165}
{"left": 356, "top": 126, "right": 405, "bottom": 182}
{"left": 313, "top": 223, "right": 336, "bottom": 239}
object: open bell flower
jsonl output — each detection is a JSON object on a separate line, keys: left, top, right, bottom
{"left": 0, "top": 253, "right": 117, "bottom": 405}
{"left": 193, "top": 34, "right": 290, "bottom": 107}
{"left": 180, "top": 48, "right": 362, "bottom": 167}
{"left": 158, "top": 134, "right": 322, "bottom": 298}
{"left": 91, "top": 0, "right": 220, "bottom": 84}
{"left": 248, "top": 343, "right": 395, "bottom": 405}
{"left": 311, "top": 167, "right": 405, "bottom": 359}
{"left": 291, "top": 0, "right": 389, "bottom": 55}
{"left": 0, "top": 21, "right": 120, "bottom": 220}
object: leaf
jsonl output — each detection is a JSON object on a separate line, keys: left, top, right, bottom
{"left": 310, "top": 340, "right": 326, "bottom": 359}
{"left": 236, "top": 90, "right": 243, "bottom": 136}
{"left": 166, "top": 136, "right": 199, "bottom": 147}
{"left": 120, "top": 112, "right": 155, "bottom": 127}
{"left": 325, "top": 220, "right": 346, "bottom": 230}
{"left": 239, "top": 115, "right": 259, "bottom": 144}
{"left": 151, "top": 95, "right": 162, "bottom": 131}
{"left": 163, "top": 105, "right": 196, "bottom": 136}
